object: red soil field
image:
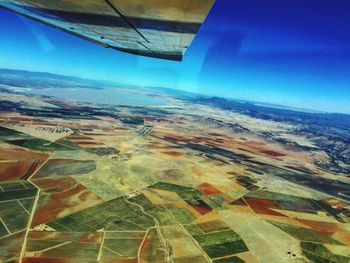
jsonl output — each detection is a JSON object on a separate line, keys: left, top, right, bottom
{"left": 31, "top": 176, "right": 103, "bottom": 226}
{"left": 0, "top": 147, "right": 48, "bottom": 181}
{"left": 260, "top": 150, "right": 286, "bottom": 157}
{"left": 192, "top": 205, "right": 212, "bottom": 215}
{"left": 197, "top": 183, "right": 222, "bottom": 195}
{"left": 0, "top": 161, "right": 42, "bottom": 181}
{"left": 139, "top": 232, "right": 150, "bottom": 255}
{"left": 244, "top": 197, "right": 286, "bottom": 217}
{"left": 322, "top": 198, "right": 348, "bottom": 208}
{"left": 161, "top": 151, "right": 184, "bottom": 157}
{"left": 297, "top": 219, "right": 340, "bottom": 236}
{"left": 0, "top": 146, "right": 49, "bottom": 161}
{"left": 191, "top": 202, "right": 212, "bottom": 215}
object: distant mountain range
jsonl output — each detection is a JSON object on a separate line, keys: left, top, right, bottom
{"left": 1, "top": 68, "right": 349, "bottom": 121}
{"left": 0, "top": 68, "right": 128, "bottom": 90}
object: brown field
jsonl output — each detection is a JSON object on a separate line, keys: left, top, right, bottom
{"left": 31, "top": 176, "right": 103, "bottom": 226}
{"left": 0, "top": 146, "right": 48, "bottom": 181}
{"left": 244, "top": 198, "right": 287, "bottom": 217}
{"left": 197, "top": 183, "right": 222, "bottom": 195}
{"left": 160, "top": 151, "right": 184, "bottom": 157}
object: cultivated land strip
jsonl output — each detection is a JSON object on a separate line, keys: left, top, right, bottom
{"left": 18, "top": 188, "right": 40, "bottom": 262}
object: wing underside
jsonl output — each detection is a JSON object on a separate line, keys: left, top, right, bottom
{"left": 0, "top": 0, "right": 215, "bottom": 61}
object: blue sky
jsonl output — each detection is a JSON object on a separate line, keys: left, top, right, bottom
{"left": 0, "top": 1, "right": 350, "bottom": 114}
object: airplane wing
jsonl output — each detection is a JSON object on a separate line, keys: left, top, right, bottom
{"left": 0, "top": 0, "right": 215, "bottom": 61}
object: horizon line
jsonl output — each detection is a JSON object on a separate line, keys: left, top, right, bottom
{"left": 1, "top": 66, "right": 349, "bottom": 116}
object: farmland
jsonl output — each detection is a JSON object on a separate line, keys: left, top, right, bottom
{"left": 0, "top": 71, "right": 349, "bottom": 262}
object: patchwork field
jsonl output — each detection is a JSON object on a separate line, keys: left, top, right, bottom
{"left": 0, "top": 85, "right": 349, "bottom": 263}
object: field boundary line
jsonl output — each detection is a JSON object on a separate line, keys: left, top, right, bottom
{"left": 19, "top": 188, "right": 40, "bottom": 263}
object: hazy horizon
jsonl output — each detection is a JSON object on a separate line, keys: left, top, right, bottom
{"left": 1, "top": 66, "right": 349, "bottom": 116}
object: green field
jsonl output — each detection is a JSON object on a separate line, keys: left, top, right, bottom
{"left": 269, "top": 221, "right": 342, "bottom": 245}
{"left": 184, "top": 225, "right": 248, "bottom": 259}
{"left": 104, "top": 238, "right": 143, "bottom": 257}
{"left": 42, "top": 242, "right": 100, "bottom": 259}
{"left": 0, "top": 200, "right": 30, "bottom": 233}
{"left": 150, "top": 182, "right": 220, "bottom": 210}
{"left": 197, "top": 220, "right": 231, "bottom": 233}
{"left": 34, "top": 159, "right": 97, "bottom": 177}
{"left": 202, "top": 240, "right": 248, "bottom": 259}
{"left": 129, "top": 194, "right": 178, "bottom": 225}
{"left": 0, "top": 188, "right": 37, "bottom": 201}
{"left": 6, "top": 138, "right": 73, "bottom": 151}
{"left": 185, "top": 224, "right": 204, "bottom": 236}
{"left": 164, "top": 205, "right": 195, "bottom": 224}
{"left": 213, "top": 256, "right": 245, "bottom": 263}
{"left": 47, "top": 196, "right": 155, "bottom": 231}
{"left": 0, "top": 126, "right": 27, "bottom": 140}
{"left": 301, "top": 242, "right": 350, "bottom": 263}
{"left": 0, "top": 182, "right": 37, "bottom": 234}
{"left": 0, "top": 221, "right": 9, "bottom": 238}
